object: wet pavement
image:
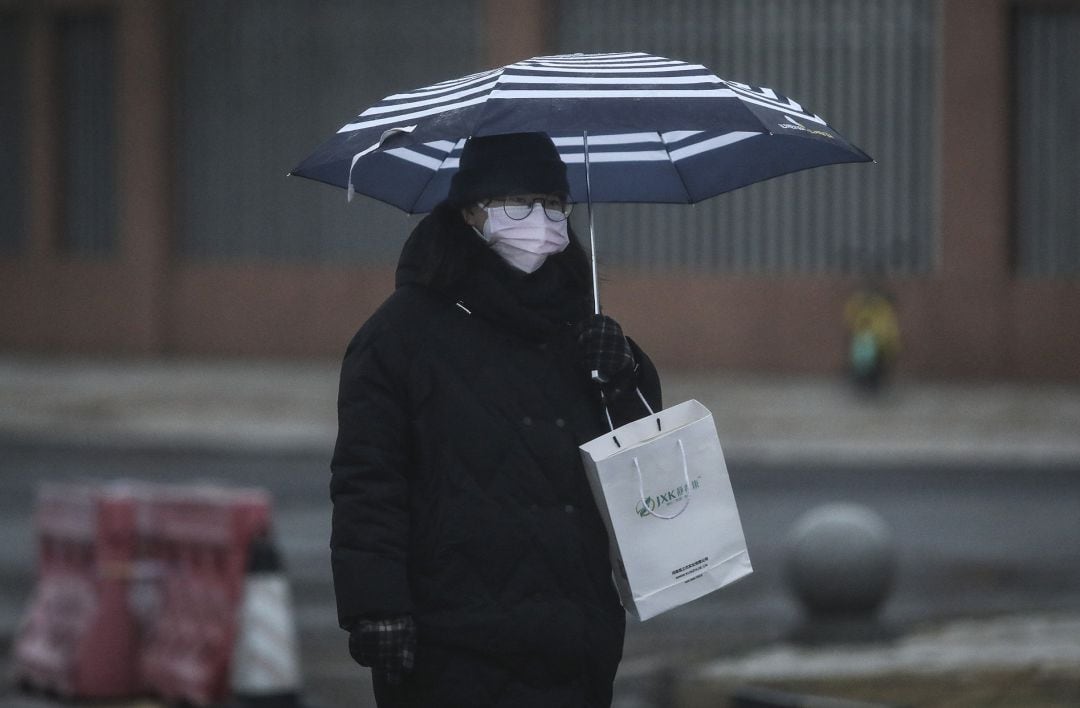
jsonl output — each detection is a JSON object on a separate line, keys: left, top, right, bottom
{"left": 1, "top": 356, "right": 1079, "bottom": 707}
{"left": 2, "top": 356, "right": 1079, "bottom": 467}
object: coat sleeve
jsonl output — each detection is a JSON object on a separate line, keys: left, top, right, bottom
{"left": 330, "top": 324, "right": 414, "bottom": 630}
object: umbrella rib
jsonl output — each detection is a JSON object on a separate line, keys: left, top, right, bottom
{"left": 405, "top": 141, "right": 463, "bottom": 213}
{"left": 659, "top": 132, "right": 697, "bottom": 204}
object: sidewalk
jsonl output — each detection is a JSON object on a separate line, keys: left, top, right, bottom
{"left": 672, "top": 613, "right": 1080, "bottom": 707}
{"left": 1, "top": 355, "right": 1079, "bottom": 468}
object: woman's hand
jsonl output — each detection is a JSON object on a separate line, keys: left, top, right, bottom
{"left": 349, "top": 615, "right": 417, "bottom": 684}
{"left": 577, "top": 314, "right": 635, "bottom": 384}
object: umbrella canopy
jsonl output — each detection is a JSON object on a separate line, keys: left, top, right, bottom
{"left": 290, "top": 51, "right": 872, "bottom": 213}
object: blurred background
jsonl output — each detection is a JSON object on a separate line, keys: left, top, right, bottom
{"left": 1, "top": 0, "right": 1078, "bottom": 374}
{"left": 1, "top": 1, "right": 1079, "bottom": 707}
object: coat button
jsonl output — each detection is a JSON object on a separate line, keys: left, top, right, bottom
{"left": 564, "top": 504, "right": 576, "bottom": 514}
{"left": 522, "top": 416, "right": 533, "bottom": 426}
{"left": 555, "top": 418, "right": 566, "bottom": 428}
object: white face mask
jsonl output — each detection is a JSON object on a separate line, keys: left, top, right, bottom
{"left": 474, "top": 206, "right": 570, "bottom": 274}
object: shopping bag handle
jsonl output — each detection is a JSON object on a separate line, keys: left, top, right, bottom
{"left": 633, "top": 438, "right": 691, "bottom": 520}
{"left": 602, "top": 388, "right": 657, "bottom": 433}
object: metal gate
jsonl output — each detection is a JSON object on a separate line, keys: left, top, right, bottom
{"left": 1014, "top": 8, "right": 1080, "bottom": 278}
{"left": 175, "top": 0, "right": 484, "bottom": 263}
{"left": 557, "top": 0, "right": 940, "bottom": 275}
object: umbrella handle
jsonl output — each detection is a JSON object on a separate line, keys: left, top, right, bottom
{"left": 584, "top": 130, "right": 600, "bottom": 317}
{"left": 585, "top": 131, "right": 606, "bottom": 384}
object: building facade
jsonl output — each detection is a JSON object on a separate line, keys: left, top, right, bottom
{"left": 1, "top": 0, "right": 1078, "bottom": 378}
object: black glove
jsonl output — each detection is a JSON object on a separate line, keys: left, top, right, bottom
{"left": 577, "top": 314, "right": 639, "bottom": 406}
{"left": 348, "top": 615, "right": 417, "bottom": 684}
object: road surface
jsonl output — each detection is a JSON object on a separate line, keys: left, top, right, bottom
{"left": 1, "top": 439, "right": 1077, "bottom": 707}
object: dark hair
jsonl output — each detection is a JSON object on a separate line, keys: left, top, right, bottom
{"left": 396, "top": 201, "right": 592, "bottom": 297}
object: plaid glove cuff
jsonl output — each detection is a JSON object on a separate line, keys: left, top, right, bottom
{"left": 578, "top": 314, "right": 635, "bottom": 384}
{"left": 349, "top": 615, "right": 417, "bottom": 684}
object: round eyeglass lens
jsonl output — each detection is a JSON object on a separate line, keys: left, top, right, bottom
{"left": 501, "top": 197, "right": 572, "bottom": 221}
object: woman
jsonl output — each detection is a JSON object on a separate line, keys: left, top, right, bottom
{"left": 330, "top": 132, "right": 661, "bottom": 707}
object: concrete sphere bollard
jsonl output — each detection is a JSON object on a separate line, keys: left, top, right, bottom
{"left": 785, "top": 503, "right": 896, "bottom": 618}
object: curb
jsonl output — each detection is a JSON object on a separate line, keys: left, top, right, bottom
{"left": 3, "top": 426, "right": 1079, "bottom": 471}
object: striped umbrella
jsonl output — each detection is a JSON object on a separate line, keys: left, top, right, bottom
{"left": 290, "top": 51, "right": 871, "bottom": 213}
{"left": 291, "top": 51, "right": 872, "bottom": 311}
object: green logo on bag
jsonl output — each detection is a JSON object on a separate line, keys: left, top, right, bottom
{"left": 636, "top": 478, "right": 700, "bottom": 517}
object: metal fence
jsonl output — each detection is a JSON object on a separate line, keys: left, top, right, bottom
{"left": 1014, "top": 9, "right": 1080, "bottom": 278}
{"left": 0, "top": 14, "right": 25, "bottom": 256}
{"left": 175, "top": 0, "right": 484, "bottom": 263}
{"left": 557, "top": 0, "right": 940, "bottom": 275}
{"left": 57, "top": 12, "right": 117, "bottom": 258}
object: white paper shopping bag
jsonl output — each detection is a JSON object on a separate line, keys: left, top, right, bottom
{"left": 580, "top": 399, "right": 752, "bottom": 621}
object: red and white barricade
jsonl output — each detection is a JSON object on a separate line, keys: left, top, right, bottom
{"left": 137, "top": 484, "right": 272, "bottom": 706}
{"left": 13, "top": 482, "right": 143, "bottom": 699}
{"left": 15, "top": 481, "right": 284, "bottom": 705}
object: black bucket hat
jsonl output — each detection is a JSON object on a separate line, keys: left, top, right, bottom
{"left": 447, "top": 132, "right": 569, "bottom": 207}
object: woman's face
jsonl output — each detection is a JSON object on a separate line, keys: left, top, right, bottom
{"left": 461, "top": 193, "right": 571, "bottom": 229}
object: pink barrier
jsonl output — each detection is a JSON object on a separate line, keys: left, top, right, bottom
{"left": 13, "top": 483, "right": 142, "bottom": 699}
{"left": 137, "top": 485, "right": 271, "bottom": 706}
{"left": 14, "top": 482, "right": 274, "bottom": 706}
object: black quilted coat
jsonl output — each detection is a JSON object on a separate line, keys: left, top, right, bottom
{"left": 330, "top": 206, "right": 661, "bottom": 707}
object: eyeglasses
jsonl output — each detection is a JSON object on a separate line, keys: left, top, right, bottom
{"left": 484, "top": 195, "right": 573, "bottom": 222}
